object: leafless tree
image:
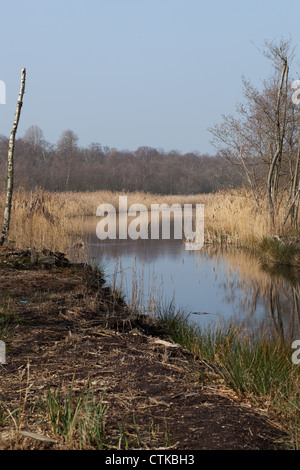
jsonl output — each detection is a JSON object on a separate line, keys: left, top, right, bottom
{"left": 56, "top": 129, "right": 79, "bottom": 190}
{"left": 209, "top": 39, "right": 300, "bottom": 230}
{"left": 0, "top": 68, "right": 26, "bottom": 245}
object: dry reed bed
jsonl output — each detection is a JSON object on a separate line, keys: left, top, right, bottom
{"left": 0, "top": 188, "right": 283, "bottom": 254}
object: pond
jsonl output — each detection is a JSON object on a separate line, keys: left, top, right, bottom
{"left": 74, "top": 215, "right": 300, "bottom": 342}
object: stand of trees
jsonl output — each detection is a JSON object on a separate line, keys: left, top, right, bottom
{"left": 0, "top": 127, "right": 243, "bottom": 195}
{"left": 209, "top": 39, "right": 300, "bottom": 229}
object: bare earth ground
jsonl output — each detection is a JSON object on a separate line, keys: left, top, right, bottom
{"left": 0, "top": 247, "right": 287, "bottom": 450}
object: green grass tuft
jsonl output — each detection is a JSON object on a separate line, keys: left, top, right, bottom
{"left": 158, "top": 304, "right": 300, "bottom": 449}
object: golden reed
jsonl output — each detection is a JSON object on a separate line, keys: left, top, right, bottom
{"left": 0, "top": 187, "right": 293, "bottom": 254}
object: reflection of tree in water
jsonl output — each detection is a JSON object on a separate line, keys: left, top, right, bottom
{"left": 268, "top": 283, "right": 300, "bottom": 340}
{"left": 201, "top": 246, "right": 300, "bottom": 341}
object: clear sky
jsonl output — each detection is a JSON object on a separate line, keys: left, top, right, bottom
{"left": 1, "top": 0, "right": 300, "bottom": 154}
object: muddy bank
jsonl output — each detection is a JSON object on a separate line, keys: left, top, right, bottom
{"left": 0, "top": 247, "right": 287, "bottom": 450}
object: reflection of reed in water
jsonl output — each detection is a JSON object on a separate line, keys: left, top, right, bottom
{"left": 79, "top": 215, "right": 300, "bottom": 340}
{"left": 106, "top": 255, "right": 169, "bottom": 319}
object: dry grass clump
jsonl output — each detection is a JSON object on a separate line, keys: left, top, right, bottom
{"left": 199, "top": 189, "right": 270, "bottom": 246}
{"left": 0, "top": 190, "right": 78, "bottom": 254}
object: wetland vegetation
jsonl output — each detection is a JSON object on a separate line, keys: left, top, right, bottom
{"left": 1, "top": 38, "right": 300, "bottom": 450}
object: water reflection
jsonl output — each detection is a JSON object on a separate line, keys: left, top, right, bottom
{"left": 74, "top": 216, "right": 300, "bottom": 341}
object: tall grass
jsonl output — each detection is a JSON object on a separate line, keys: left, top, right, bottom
{"left": 1, "top": 187, "right": 295, "bottom": 254}
{"left": 158, "top": 304, "right": 300, "bottom": 448}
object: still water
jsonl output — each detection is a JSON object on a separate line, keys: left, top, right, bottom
{"left": 77, "top": 216, "right": 300, "bottom": 341}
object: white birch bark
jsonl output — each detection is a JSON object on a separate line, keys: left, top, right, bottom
{"left": 0, "top": 68, "right": 26, "bottom": 245}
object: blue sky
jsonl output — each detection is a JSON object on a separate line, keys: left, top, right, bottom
{"left": 1, "top": 0, "right": 300, "bottom": 154}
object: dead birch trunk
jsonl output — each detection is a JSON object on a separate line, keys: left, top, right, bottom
{"left": 0, "top": 68, "right": 26, "bottom": 245}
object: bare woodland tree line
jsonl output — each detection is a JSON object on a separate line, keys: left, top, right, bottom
{"left": 0, "top": 127, "right": 242, "bottom": 195}
{"left": 1, "top": 39, "right": 299, "bottom": 234}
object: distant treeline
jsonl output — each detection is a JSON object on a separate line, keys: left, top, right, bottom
{"left": 0, "top": 127, "right": 243, "bottom": 194}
